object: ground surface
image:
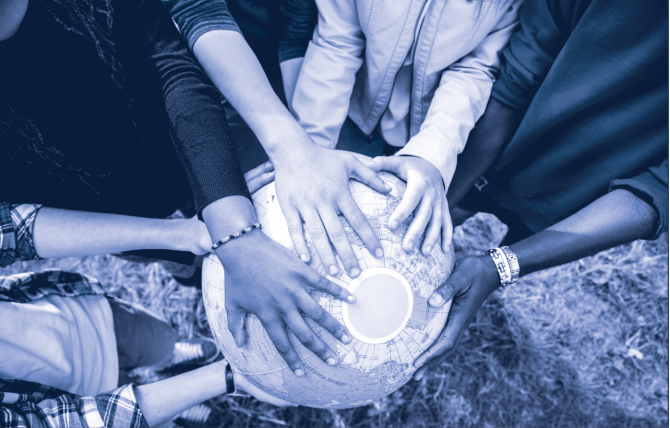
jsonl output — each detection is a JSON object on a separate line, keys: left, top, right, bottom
{"left": 4, "top": 213, "right": 668, "bottom": 428}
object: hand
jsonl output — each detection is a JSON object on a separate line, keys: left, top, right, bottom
{"left": 216, "top": 226, "right": 356, "bottom": 376}
{"left": 367, "top": 155, "right": 453, "bottom": 255}
{"left": 272, "top": 141, "right": 391, "bottom": 278}
{"left": 233, "top": 370, "right": 297, "bottom": 407}
{"left": 244, "top": 160, "right": 275, "bottom": 194}
{"left": 412, "top": 255, "right": 499, "bottom": 380}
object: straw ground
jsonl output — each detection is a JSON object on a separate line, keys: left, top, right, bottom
{"left": 3, "top": 213, "right": 667, "bottom": 427}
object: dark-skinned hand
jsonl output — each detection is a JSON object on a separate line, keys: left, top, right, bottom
{"left": 412, "top": 255, "right": 500, "bottom": 380}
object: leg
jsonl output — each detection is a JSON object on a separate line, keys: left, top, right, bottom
{"left": 107, "top": 297, "right": 178, "bottom": 371}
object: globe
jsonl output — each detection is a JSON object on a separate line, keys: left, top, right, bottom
{"left": 202, "top": 170, "right": 455, "bottom": 409}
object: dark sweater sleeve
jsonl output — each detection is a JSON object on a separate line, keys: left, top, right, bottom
{"left": 610, "top": 159, "right": 669, "bottom": 239}
{"left": 491, "top": 0, "right": 574, "bottom": 110}
{"left": 122, "top": 0, "right": 250, "bottom": 214}
{"left": 278, "top": 0, "right": 317, "bottom": 63}
{"left": 161, "top": 0, "right": 241, "bottom": 50}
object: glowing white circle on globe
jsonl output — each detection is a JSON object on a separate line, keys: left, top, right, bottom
{"left": 342, "top": 268, "right": 413, "bottom": 344}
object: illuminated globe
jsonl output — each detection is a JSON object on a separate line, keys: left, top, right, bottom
{"left": 202, "top": 169, "right": 455, "bottom": 409}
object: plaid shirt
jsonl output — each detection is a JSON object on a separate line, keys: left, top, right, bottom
{"left": 0, "top": 202, "right": 148, "bottom": 428}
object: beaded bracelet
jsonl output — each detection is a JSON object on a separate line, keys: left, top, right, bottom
{"left": 211, "top": 223, "right": 262, "bottom": 251}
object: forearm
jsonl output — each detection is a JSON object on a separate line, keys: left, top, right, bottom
{"left": 510, "top": 189, "right": 659, "bottom": 277}
{"left": 134, "top": 360, "right": 228, "bottom": 427}
{"left": 447, "top": 97, "right": 524, "bottom": 207}
{"left": 33, "top": 208, "right": 192, "bottom": 258}
{"left": 192, "top": 31, "right": 307, "bottom": 158}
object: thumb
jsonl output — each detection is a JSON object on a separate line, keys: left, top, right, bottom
{"left": 428, "top": 262, "right": 471, "bottom": 307}
{"left": 199, "top": 232, "right": 213, "bottom": 254}
{"left": 225, "top": 304, "right": 248, "bottom": 348}
{"left": 349, "top": 158, "right": 392, "bottom": 194}
{"left": 366, "top": 155, "right": 404, "bottom": 174}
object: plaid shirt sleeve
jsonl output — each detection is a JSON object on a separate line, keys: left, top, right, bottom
{"left": 1, "top": 379, "right": 148, "bottom": 428}
{"left": 0, "top": 202, "right": 42, "bottom": 268}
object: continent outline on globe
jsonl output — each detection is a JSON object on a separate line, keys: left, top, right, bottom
{"left": 203, "top": 171, "right": 455, "bottom": 409}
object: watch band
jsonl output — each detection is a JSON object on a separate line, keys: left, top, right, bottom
{"left": 224, "top": 360, "right": 236, "bottom": 395}
{"left": 500, "top": 246, "right": 520, "bottom": 284}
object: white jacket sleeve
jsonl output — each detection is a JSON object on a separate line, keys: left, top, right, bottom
{"left": 397, "top": 0, "right": 522, "bottom": 189}
{"left": 290, "top": 0, "right": 365, "bottom": 149}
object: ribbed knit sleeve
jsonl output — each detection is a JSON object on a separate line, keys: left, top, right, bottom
{"left": 610, "top": 159, "right": 669, "bottom": 239}
{"left": 162, "top": 0, "right": 242, "bottom": 50}
{"left": 124, "top": 0, "right": 250, "bottom": 214}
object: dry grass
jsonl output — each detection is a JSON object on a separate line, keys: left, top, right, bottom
{"left": 3, "top": 213, "right": 667, "bottom": 427}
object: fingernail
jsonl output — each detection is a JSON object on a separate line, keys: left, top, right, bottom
{"left": 294, "top": 369, "right": 304, "bottom": 377}
{"left": 341, "top": 333, "right": 352, "bottom": 344}
{"left": 329, "top": 265, "right": 338, "bottom": 276}
{"left": 326, "top": 358, "right": 337, "bottom": 366}
{"left": 350, "top": 267, "right": 360, "bottom": 278}
{"left": 375, "top": 248, "right": 384, "bottom": 258}
{"left": 390, "top": 220, "right": 398, "bottom": 230}
{"left": 415, "top": 372, "right": 424, "bottom": 381}
{"left": 429, "top": 294, "right": 444, "bottom": 307}
{"left": 346, "top": 295, "right": 356, "bottom": 304}
{"left": 407, "top": 241, "right": 415, "bottom": 251}
{"left": 423, "top": 246, "right": 432, "bottom": 255}
{"left": 414, "top": 362, "right": 424, "bottom": 369}
{"left": 300, "top": 254, "right": 309, "bottom": 262}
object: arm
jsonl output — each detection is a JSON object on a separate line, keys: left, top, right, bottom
{"left": 134, "top": 360, "right": 292, "bottom": 426}
{"left": 123, "top": 0, "right": 364, "bottom": 373}
{"left": 368, "top": 0, "right": 522, "bottom": 256}
{"left": 413, "top": 187, "right": 664, "bottom": 379}
{"left": 290, "top": 0, "right": 365, "bottom": 149}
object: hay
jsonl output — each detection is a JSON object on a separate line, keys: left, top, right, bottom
{"left": 2, "top": 213, "right": 667, "bottom": 427}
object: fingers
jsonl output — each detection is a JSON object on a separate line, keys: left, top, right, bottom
{"left": 349, "top": 157, "right": 392, "bottom": 194}
{"left": 283, "top": 206, "right": 311, "bottom": 263}
{"left": 421, "top": 205, "right": 442, "bottom": 256}
{"left": 302, "top": 209, "right": 340, "bottom": 276}
{"left": 338, "top": 198, "right": 385, "bottom": 260}
{"left": 441, "top": 199, "right": 453, "bottom": 252}
{"left": 318, "top": 207, "right": 362, "bottom": 278}
{"left": 244, "top": 161, "right": 275, "bottom": 194}
{"left": 295, "top": 290, "right": 353, "bottom": 345}
{"left": 225, "top": 303, "right": 248, "bottom": 348}
{"left": 304, "top": 268, "right": 356, "bottom": 304}
{"left": 262, "top": 319, "right": 305, "bottom": 376}
{"left": 285, "top": 310, "right": 340, "bottom": 366}
{"left": 402, "top": 195, "right": 433, "bottom": 252}
{"left": 365, "top": 155, "right": 403, "bottom": 175}
{"left": 388, "top": 180, "right": 423, "bottom": 232}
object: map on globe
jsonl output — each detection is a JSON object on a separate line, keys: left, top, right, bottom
{"left": 203, "top": 172, "right": 455, "bottom": 409}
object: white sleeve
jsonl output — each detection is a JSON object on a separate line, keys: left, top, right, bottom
{"left": 290, "top": 0, "right": 365, "bottom": 149}
{"left": 397, "top": 0, "right": 522, "bottom": 187}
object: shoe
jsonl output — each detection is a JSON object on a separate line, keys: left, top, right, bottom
{"left": 174, "top": 403, "right": 223, "bottom": 428}
{"left": 159, "top": 338, "right": 220, "bottom": 375}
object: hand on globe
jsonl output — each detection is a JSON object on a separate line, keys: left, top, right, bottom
{"left": 214, "top": 228, "right": 357, "bottom": 376}
{"left": 272, "top": 143, "right": 391, "bottom": 278}
{"left": 412, "top": 256, "right": 499, "bottom": 380}
{"left": 244, "top": 160, "right": 276, "bottom": 194}
{"left": 367, "top": 155, "right": 453, "bottom": 255}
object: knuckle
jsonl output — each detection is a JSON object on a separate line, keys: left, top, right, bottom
{"left": 349, "top": 213, "right": 367, "bottom": 228}
{"left": 310, "top": 225, "right": 325, "bottom": 238}
{"left": 274, "top": 343, "right": 292, "bottom": 355}
{"left": 328, "top": 225, "right": 345, "bottom": 240}
{"left": 309, "top": 307, "right": 326, "bottom": 322}
{"left": 297, "top": 333, "right": 314, "bottom": 346}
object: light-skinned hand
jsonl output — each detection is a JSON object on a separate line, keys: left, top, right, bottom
{"left": 367, "top": 155, "right": 453, "bottom": 255}
{"left": 272, "top": 143, "right": 391, "bottom": 278}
